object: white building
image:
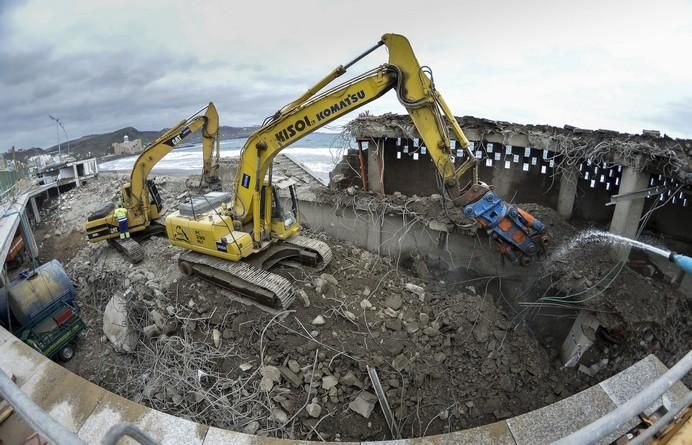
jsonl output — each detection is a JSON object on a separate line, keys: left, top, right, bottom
{"left": 112, "top": 134, "right": 144, "bottom": 155}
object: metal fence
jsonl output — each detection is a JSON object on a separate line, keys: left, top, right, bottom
{"left": 0, "top": 168, "right": 28, "bottom": 195}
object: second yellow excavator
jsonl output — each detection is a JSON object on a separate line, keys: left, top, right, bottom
{"left": 85, "top": 103, "right": 220, "bottom": 262}
{"left": 164, "top": 33, "right": 549, "bottom": 309}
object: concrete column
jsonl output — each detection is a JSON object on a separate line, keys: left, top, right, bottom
{"left": 30, "top": 196, "right": 40, "bottom": 224}
{"left": 20, "top": 210, "right": 39, "bottom": 265}
{"left": 609, "top": 164, "right": 649, "bottom": 259}
{"left": 366, "top": 142, "right": 383, "bottom": 194}
{"left": 73, "top": 164, "right": 80, "bottom": 187}
{"left": 557, "top": 168, "right": 578, "bottom": 219}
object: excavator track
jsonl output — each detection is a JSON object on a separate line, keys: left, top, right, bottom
{"left": 108, "top": 238, "right": 145, "bottom": 264}
{"left": 281, "top": 235, "right": 333, "bottom": 271}
{"left": 178, "top": 251, "right": 296, "bottom": 310}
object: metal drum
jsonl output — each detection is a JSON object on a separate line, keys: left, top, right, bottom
{"left": 7, "top": 260, "right": 76, "bottom": 326}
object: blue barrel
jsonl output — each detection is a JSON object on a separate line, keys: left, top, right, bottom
{"left": 7, "top": 260, "right": 76, "bottom": 326}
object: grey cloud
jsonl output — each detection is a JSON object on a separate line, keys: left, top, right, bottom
{"left": 0, "top": 42, "right": 300, "bottom": 149}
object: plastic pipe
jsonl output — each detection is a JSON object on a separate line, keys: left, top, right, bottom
{"left": 671, "top": 253, "right": 692, "bottom": 274}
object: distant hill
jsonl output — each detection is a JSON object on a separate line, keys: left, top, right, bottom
{"left": 5, "top": 125, "right": 261, "bottom": 162}
{"left": 44, "top": 127, "right": 162, "bottom": 159}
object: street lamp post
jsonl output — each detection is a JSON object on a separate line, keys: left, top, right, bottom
{"left": 49, "top": 115, "right": 61, "bottom": 158}
{"left": 48, "top": 115, "right": 69, "bottom": 158}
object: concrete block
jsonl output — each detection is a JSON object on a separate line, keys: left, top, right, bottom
{"left": 20, "top": 359, "right": 105, "bottom": 432}
{"left": 361, "top": 420, "right": 516, "bottom": 445}
{"left": 0, "top": 325, "right": 15, "bottom": 347}
{"left": 506, "top": 384, "right": 634, "bottom": 445}
{"left": 600, "top": 354, "right": 690, "bottom": 415}
{"left": 560, "top": 310, "right": 600, "bottom": 367}
{"left": 204, "top": 426, "right": 359, "bottom": 445}
{"left": 78, "top": 392, "right": 208, "bottom": 445}
{"left": 0, "top": 336, "right": 49, "bottom": 386}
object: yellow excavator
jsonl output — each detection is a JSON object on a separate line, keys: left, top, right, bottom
{"left": 85, "top": 103, "right": 220, "bottom": 262}
{"left": 165, "top": 33, "right": 549, "bottom": 309}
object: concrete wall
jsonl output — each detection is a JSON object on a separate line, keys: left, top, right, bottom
{"left": 374, "top": 138, "right": 561, "bottom": 207}
{"left": 359, "top": 137, "right": 692, "bottom": 243}
{"left": 296, "top": 200, "right": 530, "bottom": 282}
{"left": 572, "top": 180, "right": 614, "bottom": 222}
{"left": 643, "top": 196, "right": 692, "bottom": 243}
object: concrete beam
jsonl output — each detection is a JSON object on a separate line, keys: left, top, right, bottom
{"left": 20, "top": 210, "right": 38, "bottom": 263}
{"left": 609, "top": 164, "right": 649, "bottom": 259}
{"left": 557, "top": 168, "right": 579, "bottom": 220}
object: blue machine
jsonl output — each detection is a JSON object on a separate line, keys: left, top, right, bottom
{"left": 463, "top": 191, "right": 547, "bottom": 264}
{"left": 670, "top": 253, "right": 692, "bottom": 274}
{"left": 8, "top": 260, "right": 76, "bottom": 325}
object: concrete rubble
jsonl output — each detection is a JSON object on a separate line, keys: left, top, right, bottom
{"left": 24, "top": 170, "right": 688, "bottom": 442}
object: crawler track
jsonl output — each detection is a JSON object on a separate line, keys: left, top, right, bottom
{"left": 178, "top": 251, "right": 296, "bottom": 310}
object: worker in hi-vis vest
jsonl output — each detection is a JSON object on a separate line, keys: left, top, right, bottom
{"left": 113, "top": 203, "right": 129, "bottom": 239}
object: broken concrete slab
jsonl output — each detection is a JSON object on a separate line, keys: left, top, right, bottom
{"left": 348, "top": 391, "right": 378, "bottom": 419}
{"left": 103, "top": 291, "right": 137, "bottom": 353}
{"left": 599, "top": 354, "right": 690, "bottom": 415}
{"left": 561, "top": 310, "right": 600, "bottom": 367}
{"left": 506, "top": 384, "right": 635, "bottom": 445}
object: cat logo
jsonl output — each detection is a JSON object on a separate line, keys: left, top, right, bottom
{"left": 174, "top": 225, "right": 190, "bottom": 242}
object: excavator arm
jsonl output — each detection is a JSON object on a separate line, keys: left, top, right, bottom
{"left": 125, "top": 103, "right": 219, "bottom": 223}
{"left": 231, "top": 34, "right": 546, "bottom": 263}
{"left": 200, "top": 106, "right": 221, "bottom": 189}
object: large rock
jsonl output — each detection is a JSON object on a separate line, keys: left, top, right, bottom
{"left": 384, "top": 294, "right": 403, "bottom": 310}
{"left": 260, "top": 366, "right": 282, "bottom": 392}
{"left": 306, "top": 399, "right": 322, "bottom": 418}
{"left": 103, "top": 291, "right": 137, "bottom": 353}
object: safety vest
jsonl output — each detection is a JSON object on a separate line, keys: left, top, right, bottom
{"left": 113, "top": 207, "right": 128, "bottom": 219}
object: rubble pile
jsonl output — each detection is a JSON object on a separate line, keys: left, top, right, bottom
{"left": 32, "top": 172, "right": 688, "bottom": 441}
{"left": 61, "top": 226, "right": 598, "bottom": 441}
{"left": 317, "top": 186, "right": 476, "bottom": 235}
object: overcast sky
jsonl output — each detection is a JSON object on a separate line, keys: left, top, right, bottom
{"left": 1, "top": 0, "right": 691, "bottom": 151}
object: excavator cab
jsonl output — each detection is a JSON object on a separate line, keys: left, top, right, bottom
{"left": 261, "top": 177, "right": 300, "bottom": 240}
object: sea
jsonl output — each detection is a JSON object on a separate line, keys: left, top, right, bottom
{"left": 98, "top": 132, "right": 354, "bottom": 183}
